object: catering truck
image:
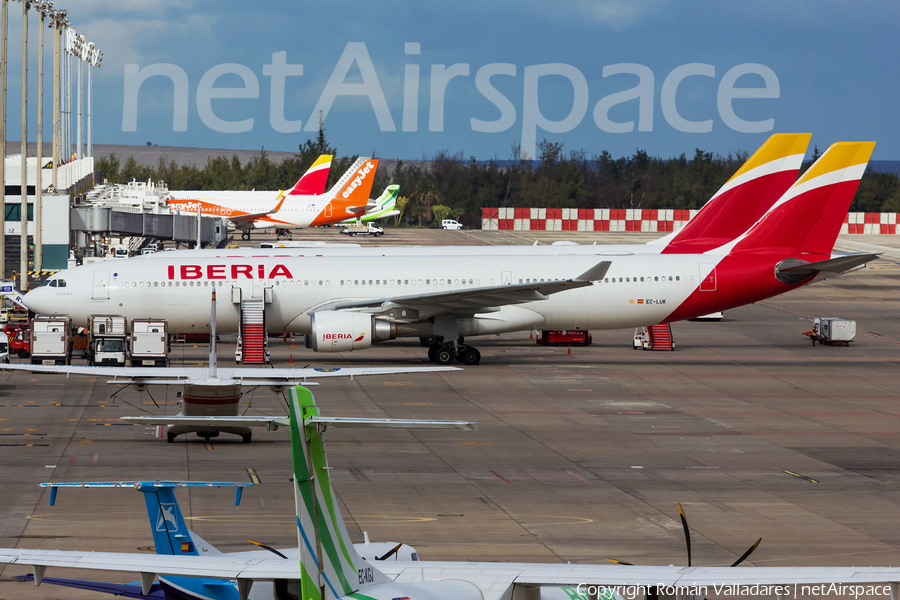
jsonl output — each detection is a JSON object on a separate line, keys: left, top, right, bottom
{"left": 131, "top": 319, "right": 168, "bottom": 367}
{"left": 30, "top": 315, "right": 72, "bottom": 365}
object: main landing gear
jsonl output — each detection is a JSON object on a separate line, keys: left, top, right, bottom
{"left": 425, "top": 340, "right": 481, "bottom": 366}
{"left": 241, "top": 231, "right": 251, "bottom": 240}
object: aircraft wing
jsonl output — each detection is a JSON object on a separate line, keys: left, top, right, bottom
{"left": 220, "top": 365, "right": 460, "bottom": 379}
{"left": 226, "top": 193, "right": 288, "bottom": 226}
{"left": 0, "top": 549, "right": 301, "bottom": 588}
{"left": 330, "top": 261, "right": 612, "bottom": 319}
{"left": 0, "top": 363, "right": 205, "bottom": 379}
{"left": 5, "top": 552, "right": 900, "bottom": 600}
{"left": 0, "top": 364, "right": 459, "bottom": 383}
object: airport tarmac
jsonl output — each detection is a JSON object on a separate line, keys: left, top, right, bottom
{"left": 2, "top": 230, "right": 900, "bottom": 599}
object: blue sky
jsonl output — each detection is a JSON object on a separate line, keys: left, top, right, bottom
{"left": 7, "top": 0, "right": 898, "bottom": 160}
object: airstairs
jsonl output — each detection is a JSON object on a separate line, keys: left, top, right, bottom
{"left": 235, "top": 298, "right": 268, "bottom": 364}
{"left": 633, "top": 324, "right": 674, "bottom": 351}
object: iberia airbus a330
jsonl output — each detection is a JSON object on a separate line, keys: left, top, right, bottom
{"left": 20, "top": 141, "right": 876, "bottom": 366}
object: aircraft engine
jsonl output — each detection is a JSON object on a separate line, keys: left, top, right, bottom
{"left": 307, "top": 311, "right": 396, "bottom": 352}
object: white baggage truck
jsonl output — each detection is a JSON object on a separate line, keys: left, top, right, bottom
{"left": 88, "top": 315, "right": 128, "bottom": 366}
{"left": 131, "top": 319, "right": 168, "bottom": 367}
{"left": 30, "top": 316, "right": 72, "bottom": 365}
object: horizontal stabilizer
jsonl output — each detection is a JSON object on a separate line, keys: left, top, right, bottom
{"left": 105, "top": 379, "right": 319, "bottom": 387}
{"left": 306, "top": 416, "right": 478, "bottom": 431}
{"left": 122, "top": 415, "right": 291, "bottom": 431}
{"left": 778, "top": 253, "right": 878, "bottom": 276}
{"left": 41, "top": 480, "right": 254, "bottom": 506}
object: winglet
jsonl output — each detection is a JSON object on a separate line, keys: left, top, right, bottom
{"left": 575, "top": 261, "right": 612, "bottom": 282}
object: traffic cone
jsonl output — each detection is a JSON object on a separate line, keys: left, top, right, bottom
{"left": 529, "top": 331, "right": 533, "bottom": 340}
{"left": 289, "top": 354, "right": 293, "bottom": 365}
{"left": 567, "top": 345, "right": 572, "bottom": 355}
{"left": 291, "top": 336, "right": 295, "bottom": 347}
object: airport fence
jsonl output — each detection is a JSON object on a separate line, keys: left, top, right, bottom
{"left": 481, "top": 208, "right": 899, "bottom": 234}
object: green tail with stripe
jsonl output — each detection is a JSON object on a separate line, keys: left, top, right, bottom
{"left": 289, "top": 386, "right": 388, "bottom": 600}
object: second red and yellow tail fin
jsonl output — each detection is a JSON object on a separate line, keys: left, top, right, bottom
{"left": 288, "top": 154, "right": 333, "bottom": 196}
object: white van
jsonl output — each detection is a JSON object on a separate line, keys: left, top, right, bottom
{"left": 441, "top": 219, "right": 463, "bottom": 230}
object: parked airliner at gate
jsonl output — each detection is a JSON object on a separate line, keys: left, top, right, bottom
{"left": 21, "top": 142, "right": 876, "bottom": 365}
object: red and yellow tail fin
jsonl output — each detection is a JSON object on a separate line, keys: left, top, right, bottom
{"left": 727, "top": 141, "right": 875, "bottom": 255}
{"left": 661, "top": 133, "right": 811, "bottom": 253}
{"left": 288, "top": 154, "right": 332, "bottom": 196}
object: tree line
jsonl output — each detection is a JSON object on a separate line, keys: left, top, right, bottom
{"left": 96, "top": 134, "right": 900, "bottom": 228}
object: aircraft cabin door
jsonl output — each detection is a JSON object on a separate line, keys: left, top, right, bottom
{"left": 699, "top": 264, "right": 717, "bottom": 292}
{"left": 252, "top": 279, "right": 265, "bottom": 299}
{"left": 92, "top": 270, "right": 110, "bottom": 300}
{"left": 501, "top": 271, "right": 512, "bottom": 285}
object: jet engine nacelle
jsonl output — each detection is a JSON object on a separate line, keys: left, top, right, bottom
{"left": 308, "top": 311, "right": 395, "bottom": 352}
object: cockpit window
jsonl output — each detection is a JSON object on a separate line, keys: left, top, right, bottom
{"left": 57, "top": 280, "right": 66, "bottom": 287}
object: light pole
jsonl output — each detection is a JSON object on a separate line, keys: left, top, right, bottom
{"left": 50, "top": 10, "right": 64, "bottom": 190}
{"left": 86, "top": 43, "right": 99, "bottom": 158}
{"left": 74, "top": 32, "right": 80, "bottom": 159}
{"left": 19, "top": 0, "right": 29, "bottom": 291}
{"left": 0, "top": 0, "right": 8, "bottom": 280}
{"left": 34, "top": 1, "right": 50, "bottom": 273}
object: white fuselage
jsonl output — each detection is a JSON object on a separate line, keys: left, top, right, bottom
{"left": 23, "top": 252, "right": 720, "bottom": 337}
{"left": 167, "top": 191, "right": 333, "bottom": 230}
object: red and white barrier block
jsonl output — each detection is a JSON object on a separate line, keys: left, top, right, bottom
{"left": 484, "top": 208, "right": 900, "bottom": 235}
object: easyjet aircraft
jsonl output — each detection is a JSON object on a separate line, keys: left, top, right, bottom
{"left": 21, "top": 142, "right": 875, "bottom": 366}
{"left": 167, "top": 156, "right": 382, "bottom": 239}
{"left": 4, "top": 385, "right": 900, "bottom": 600}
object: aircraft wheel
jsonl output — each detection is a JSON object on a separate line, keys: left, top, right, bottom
{"left": 241, "top": 232, "right": 250, "bottom": 240}
{"left": 422, "top": 336, "right": 442, "bottom": 346}
{"left": 458, "top": 346, "right": 481, "bottom": 366}
{"left": 435, "top": 347, "right": 454, "bottom": 365}
{"left": 427, "top": 345, "right": 438, "bottom": 362}
{"left": 242, "top": 433, "right": 252, "bottom": 444}
{"left": 167, "top": 433, "right": 176, "bottom": 443}
{"left": 17, "top": 349, "right": 29, "bottom": 359}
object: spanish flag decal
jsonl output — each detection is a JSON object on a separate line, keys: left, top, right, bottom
{"left": 181, "top": 541, "right": 194, "bottom": 553}
{"left": 637, "top": 299, "right": 644, "bottom": 304}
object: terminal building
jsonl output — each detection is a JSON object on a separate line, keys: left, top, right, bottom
{"left": 1, "top": 154, "right": 227, "bottom": 287}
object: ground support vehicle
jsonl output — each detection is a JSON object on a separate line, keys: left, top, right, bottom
{"left": 30, "top": 316, "right": 72, "bottom": 365}
{"left": 131, "top": 319, "right": 168, "bottom": 366}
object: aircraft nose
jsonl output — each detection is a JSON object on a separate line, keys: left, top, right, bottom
{"left": 22, "top": 288, "right": 51, "bottom": 314}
